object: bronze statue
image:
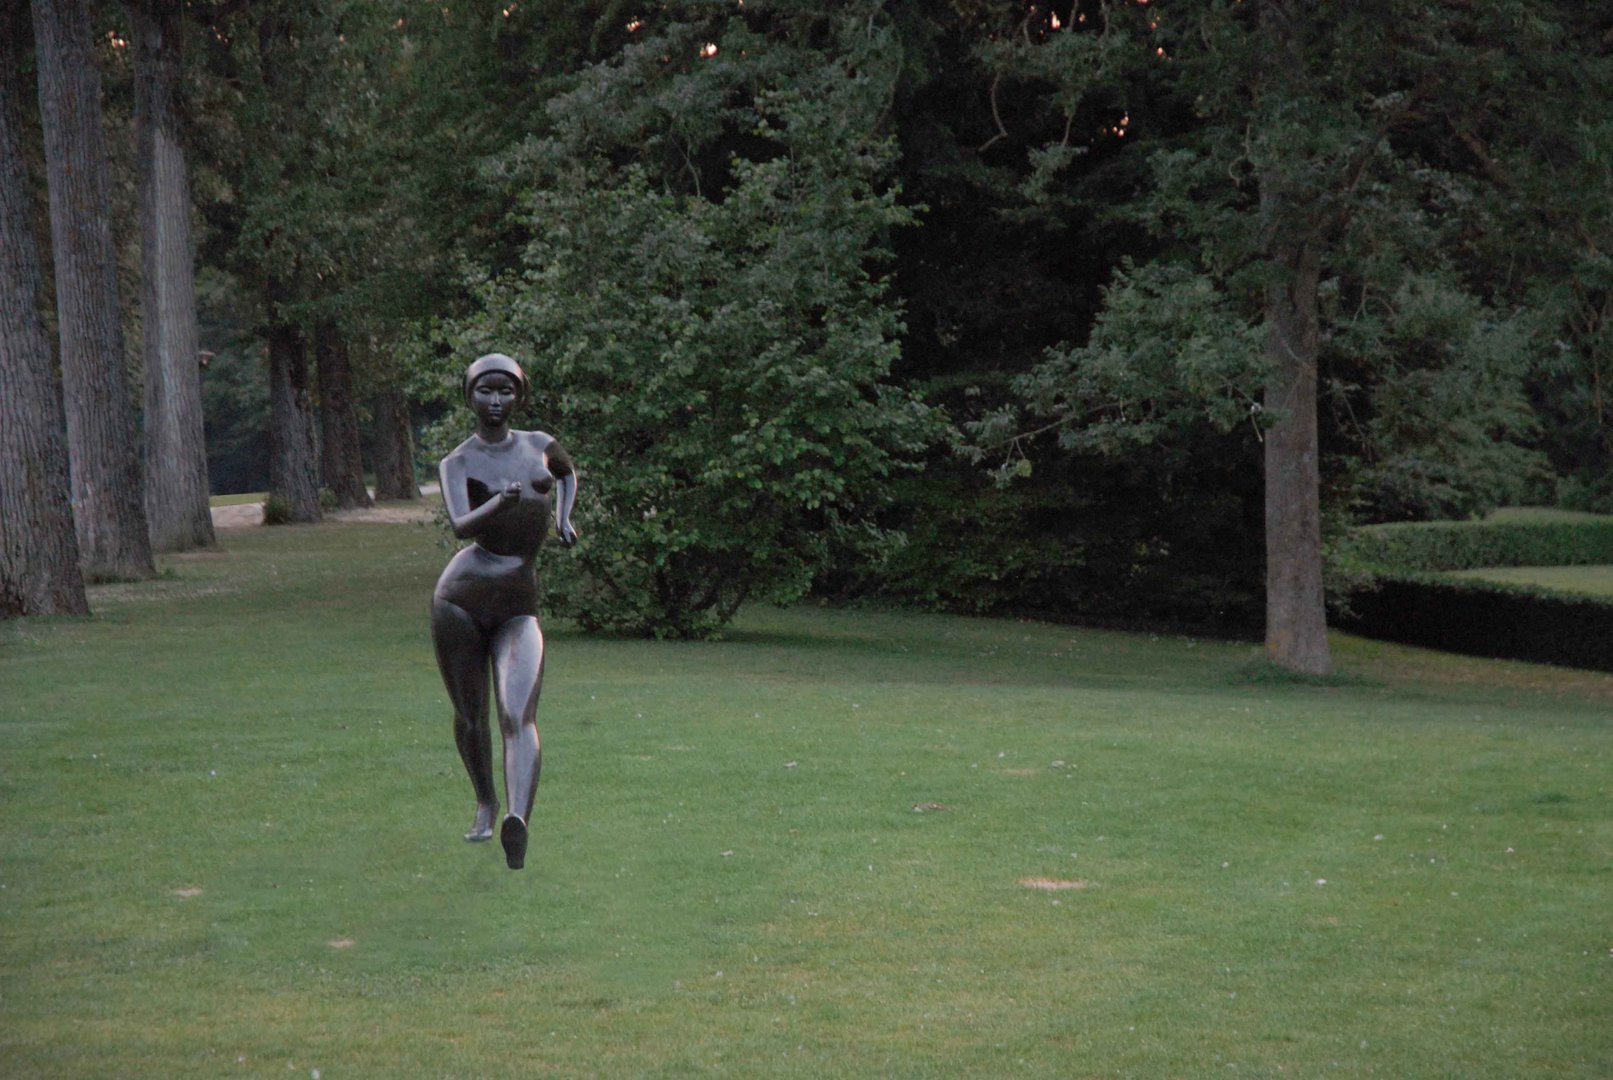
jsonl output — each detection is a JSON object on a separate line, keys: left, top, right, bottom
{"left": 432, "top": 354, "right": 578, "bottom": 869}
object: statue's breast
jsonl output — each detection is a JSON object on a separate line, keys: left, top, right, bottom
{"left": 464, "top": 445, "right": 554, "bottom": 557}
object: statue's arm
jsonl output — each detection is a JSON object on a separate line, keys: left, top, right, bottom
{"left": 546, "top": 438, "right": 580, "bottom": 547}
{"left": 440, "top": 453, "right": 517, "bottom": 541}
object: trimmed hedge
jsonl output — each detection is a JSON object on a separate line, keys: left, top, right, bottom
{"left": 1335, "top": 515, "right": 1613, "bottom": 672}
{"left": 1338, "top": 574, "right": 1613, "bottom": 673}
{"left": 1340, "top": 518, "right": 1613, "bottom": 573}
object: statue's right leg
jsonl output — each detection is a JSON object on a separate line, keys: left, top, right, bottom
{"left": 431, "top": 598, "right": 498, "bottom": 841}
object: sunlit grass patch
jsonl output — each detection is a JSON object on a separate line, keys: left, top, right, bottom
{"left": 207, "top": 491, "right": 266, "bottom": 507}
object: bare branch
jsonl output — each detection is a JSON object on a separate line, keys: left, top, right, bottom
{"left": 978, "top": 72, "right": 1011, "bottom": 153}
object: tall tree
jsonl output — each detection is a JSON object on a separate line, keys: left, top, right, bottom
{"left": 239, "top": 5, "right": 325, "bottom": 523}
{"left": 0, "top": 7, "right": 88, "bottom": 618}
{"left": 315, "top": 323, "right": 370, "bottom": 508}
{"left": 1250, "top": 0, "right": 1339, "bottom": 674}
{"left": 1211, "top": 0, "right": 1559, "bottom": 671}
{"left": 134, "top": 0, "right": 214, "bottom": 551}
{"left": 32, "top": 0, "right": 155, "bottom": 580}
{"left": 975, "top": 0, "right": 1564, "bottom": 673}
{"left": 370, "top": 385, "right": 418, "bottom": 500}
{"left": 265, "top": 318, "right": 322, "bottom": 521}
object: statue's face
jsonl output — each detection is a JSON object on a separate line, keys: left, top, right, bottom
{"left": 471, "top": 372, "right": 520, "bottom": 428}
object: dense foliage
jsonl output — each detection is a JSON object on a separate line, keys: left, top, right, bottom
{"left": 1340, "top": 518, "right": 1613, "bottom": 573}
{"left": 8, "top": 0, "right": 1610, "bottom": 640}
{"left": 436, "top": 5, "right": 941, "bottom": 636}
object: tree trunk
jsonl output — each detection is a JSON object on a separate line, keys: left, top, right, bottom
{"left": 1253, "top": 0, "right": 1332, "bottom": 676}
{"left": 32, "top": 0, "right": 155, "bottom": 582}
{"left": 134, "top": 0, "right": 214, "bottom": 553}
{"left": 0, "top": 10, "right": 88, "bottom": 618}
{"left": 267, "top": 320, "right": 323, "bottom": 522}
{"left": 1261, "top": 232, "right": 1331, "bottom": 676}
{"left": 315, "top": 324, "right": 371, "bottom": 509}
{"left": 371, "top": 388, "right": 419, "bottom": 500}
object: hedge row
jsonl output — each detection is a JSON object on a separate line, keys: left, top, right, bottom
{"left": 1340, "top": 519, "right": 1613, "bottom": 573}
{"left": 1338, "top": 574, "right": 1613, "bottom": 673}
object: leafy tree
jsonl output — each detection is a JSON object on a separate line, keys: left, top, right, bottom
{"left": 445, "top": 2, "right": 941, "bottom": 637}
{"left": 1494, "top": 33, "right": 1613, "bottom": 513}
{"left": 975, "top": 0, "right": 1568, "bottom": 673}
{"left": 1328, "top": 274, "right": 1547, "bottom": 522}
{"left": 831, "top": 2, "right": 1272, "bottom": 634}
{"left": 193, "top": 2, "right": 623, "bottom": 510}
{"left": 197, "top": 0, "right": 350, "bottom": 523}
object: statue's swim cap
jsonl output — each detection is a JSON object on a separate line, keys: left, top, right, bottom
{"left": 463, "top": 353, "right": 528, "bottom": 407}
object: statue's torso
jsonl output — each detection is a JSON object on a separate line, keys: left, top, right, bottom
{"left": 457, "top": 431, "right": 556, "bottom": 561}
{"left": 433, "top": 431, "right": 556, "bottom": 625}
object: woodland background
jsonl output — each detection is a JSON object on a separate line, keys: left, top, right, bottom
{"left": 3, "top": 0, "right": 1611, "bottom": 674}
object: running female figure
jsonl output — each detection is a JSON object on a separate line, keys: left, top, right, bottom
{"left": 431, "top": 353, "right": 578, "bottom": 869}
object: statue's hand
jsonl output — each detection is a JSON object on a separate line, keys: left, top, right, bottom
{"left": 499, "top": 481, "right": 523, "bottom": 507}
{"left": 558, "top": 521, "right": 579, "bottom": 547}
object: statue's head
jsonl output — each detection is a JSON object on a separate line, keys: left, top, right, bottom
{"left": 463, "top": 353, "right": 528, "bottom": 409}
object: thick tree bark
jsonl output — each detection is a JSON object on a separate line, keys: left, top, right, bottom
{"left": 1253, "top": 0, "right": 1331, "bottom": 676}
{"left": 267, "top": 320, "right": 323, "bottom": 522}
{"left": 135, "top": 0, "right": 214, "bottom": 553}
{"left": 0, "top": 11, "right": 88, "bottom": 618}
{"left": 371, "top": 388, "right": 420, "bottom": 500}
{"left": 315, "top": 324, "right": 371, "bottom": 509}
{"left": 1261, "top": 232, "right": 1331, "bottom": 676}
{"left": 32, "top": 0, "right": 155, "bottom": 582}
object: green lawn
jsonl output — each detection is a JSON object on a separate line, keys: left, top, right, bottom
{"left": 1450, "top": 564, "right": 1613, "bottom": 599}
{"left": 1484, "top": 506, "right": 1613, "bottom": 524}
{"left": 2, "top": 521, "right": 1610, "bottom": 1076}
{"left": 208, "top": 491, "right": 266, "bottom": 507}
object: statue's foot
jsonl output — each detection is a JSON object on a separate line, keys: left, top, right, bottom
{"left": 465, "top": 802, "right": 498, "bottom": 843}
{"left": 500, "top": 814, "right": 528, "bottom": 870}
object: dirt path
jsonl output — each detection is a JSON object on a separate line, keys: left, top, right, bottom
{"left": 212, "top": 484, "right": 439, "bottom": 529}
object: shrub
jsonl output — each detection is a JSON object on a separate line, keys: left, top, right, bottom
{"left": 440, "top": 18, "right": 941, "bottom": 637}
{"left": 1338, "top": 574, "right": 1613, "bottom": 673}
{"left": 1559, "top": 472, "right": 1613, "bottom": 515}
{"left": 1338, "top": 519, "right": 1613, "bottom": 573}
{"left": 1334, "top": 514, "right": 1613, "bottom": 672}
{"left": 261, "top": 494, "right": 293, "bottom": 526}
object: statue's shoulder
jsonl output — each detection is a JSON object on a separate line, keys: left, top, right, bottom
{"left": 440, "top": 436, "right": 482, "bottom": 467}
{"left": 516, "top": 429, "right": 556, "bottom": 451}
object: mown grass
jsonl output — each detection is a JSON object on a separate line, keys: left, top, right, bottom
{"left": 2, "top": 521, "right": 1610, "bottom": 1077}
{"left": 1450, "top": 564, "right": 1613, "bottom": 599}
{"left": 1485, "top": 506, "right": 1613, "bottom": 525}
{"left": 209, "top": 491, "right": 267, "bottom": 507}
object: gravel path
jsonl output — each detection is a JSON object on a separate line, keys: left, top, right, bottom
{"left": 212, "top": 484, "right": 439, "bottom": 530}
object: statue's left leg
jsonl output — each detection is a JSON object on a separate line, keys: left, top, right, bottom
{"left": 491, "top": 615, "right": 544, "bottom": 869}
